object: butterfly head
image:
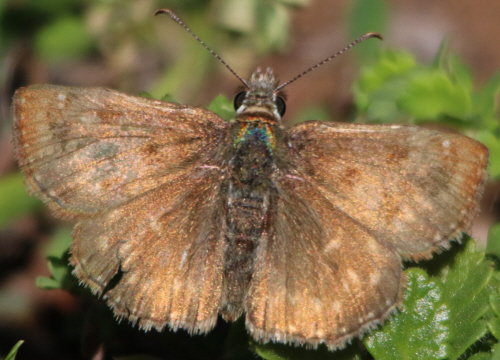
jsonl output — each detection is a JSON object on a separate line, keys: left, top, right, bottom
{"left": 233, "top": 67, "right": 286, "bottom": 122}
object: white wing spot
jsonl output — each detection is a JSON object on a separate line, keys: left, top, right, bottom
{"left": 57, "top": 94, "right": 66, "bottom": 109}
{"left": 313, "top": 298, "right": 323, "bottom": 310}
{"left": 332, "top": 301, "right": 341, "bottom": 312}
{"left": 442, "top": 140, "right": 450, "bottom": 148}
{"left": 370, "top": 272, "right": 381, "bottom": 285}
{"left": 179, "top": 250, "right": 188, "bottom": 269}
{"left": 347, "top": 269, "right": 360, "bottom": 286}
{"left": 325, "top": 239, "right": 340, "bottom": 252}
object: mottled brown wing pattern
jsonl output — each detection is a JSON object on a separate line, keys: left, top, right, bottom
{"left": 288, "top": 122, "right": 488, "bottom": 260}
{"left": 13, "top": 85, "right": 227, "bottom": 219}
{"left": 244, "top": 121, "right": 487, "bottom": 350}
{"left": 245, "top": 175, "right": 404, "bottom": 350}
{"left": 71, "top": 168, "right": 227, "bottom": 333}
{"left": 13, "top": 84, "right": 229, "bottom": 333}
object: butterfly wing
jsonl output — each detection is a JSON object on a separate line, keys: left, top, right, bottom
{"left": 13, "top": 84, "right": 229, "bottom": 333}
{"left": 244, "top": 121, "right": 487, "bottom": 349}
{"left": 13, "top": 84, "right": 226, "bottom": 218}
{"left": 245, "top": 175, "right": 404, "bottom": 350}
{"left": 72, "top": 167, "right": 227, "bottom": 333}
{"left": 288, "top": 122, "right": 488, "bottom": 260}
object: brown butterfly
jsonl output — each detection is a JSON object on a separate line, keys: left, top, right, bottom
{"left": 12, "top": 9, "right": 488, "bottom": 351}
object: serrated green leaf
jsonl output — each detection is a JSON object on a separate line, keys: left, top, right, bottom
{"left": 491, "top": 342, "right": 500, "bottom": 360}
{"left": 489, "top": 292, "right": 500, "bottom": 320}
{"left": 5, "top": 340, "right": 24, "bottom": 360}
{"left": 398, "top": 70, "right": 472, "bottom": 120}
{"left": 440, "top": 240, "right": 493, "bottom": 360}
{"left": 488, "top": 317, "right": 500, "bottom": 340}
{"left": 468, "top": 353, "right": 493, "bottom": 360}
{"left": 0, "top": 172, "right": 43, "bottom": 229}
{"left": 365, "top": 268, "right": 449, "bottom": 360}
{"left": 354, "top": 50, "right": 416, "bottom": 96}
{"left": 487, "top": 223, "right": 500, "bottom": 258}
{"left": 208, "top": 94, "right": 235, "bottom": 121}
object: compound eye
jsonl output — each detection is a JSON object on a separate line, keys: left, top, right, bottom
{"left": 233, "top": 91, "right": 246, "bottom": 111}
{"left": 276, "top": 96, "right": 286, "bottom": 117}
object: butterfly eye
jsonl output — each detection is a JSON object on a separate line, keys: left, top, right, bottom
{"left": 233, "top": 91, "right": 247, "bottom": 111}
{"left": 276, "top": 96, "right": 286, "bottom": 117}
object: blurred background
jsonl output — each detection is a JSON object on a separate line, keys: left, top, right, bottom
{"left": 0, "top": 0, "right": 499, "bottom": 359}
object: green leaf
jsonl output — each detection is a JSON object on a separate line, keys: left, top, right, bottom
{"left": 487, "top": 223, "right": 500, "bottom": 259}
{"left": 36, "top": 276, "right": 62, "bottom": 290}
{"left": 475, "top": 130, "right": 500, "bottom": 179}
{"left": 364, "top": 268, "right": 450, "bottom": 360}
{"left": 468, "top": 353, "right": 493, "bottom": 360}
{"left": 398, "top": 69, "right": 472, "bottom": 120}
{"left": 37, "top": 228, "right": 74, "bottom": 290}
{"left": 492, "top": 342, "right": 500, "bottom": 360}
{"left": 5, "top": 340, "right": 24, "bottom": 360}
{"left": 43, "top": 227, "right": 72, "bottom": 259}
{"left": 354, "top": 50, "right": 416, "bottom": 96}
{"left": 208, "top": 94, "right": 236, "bottom": 121}
{"left": 0, "top": 172, "right": 43, "bottom": 229}
{"left": 489, "top": 292, "right": 500, "bottom": 320}
{"left": 440, "top": 240, "right": 493, "bottom": 360}
{"left": 472, "top": 73, "right": 500, "bottom": 130}
{"left": 353, "top": 47, "right": 500, "bottom": 133}
{"left": 365, "top": 240, "right": 495, "bottom": 360}
{"left": 352, "top": 50, "right": 416, "bottom": 116}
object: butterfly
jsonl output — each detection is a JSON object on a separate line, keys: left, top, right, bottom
{"left": 12, "top": 9, "right": 488, "bottom": 351}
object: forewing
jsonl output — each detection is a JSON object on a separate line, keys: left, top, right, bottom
{"left": 70, "top": 167, "right": 226, "bottom": 333}
{"left": 245, "top": 176, "right": 403, "bottom": 350}
{"left": 12, "top": 84, "right": 227, "bottom": 219}
{"left": 288, "top": 122, "right": 488, "bottom": 260}
{"left": 13, "top": 84, "right": 229, "bottom": 333}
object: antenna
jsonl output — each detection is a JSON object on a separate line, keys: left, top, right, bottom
{"left": 275, "top": 32, "right": 382, "bottom": 92}
{"left": 155, "top": 9, "right": 250, "bottom": 88}
{"left": 156, "top": 9, "right": 382, "bottom": 93}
